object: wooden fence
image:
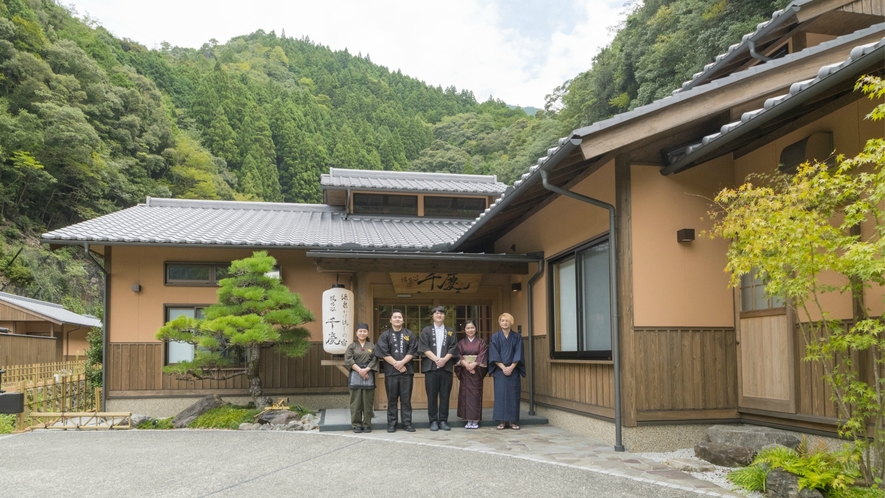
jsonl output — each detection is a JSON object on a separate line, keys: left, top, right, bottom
{"left": 1, "top": 360, "right": 97, "bottom": 431}
{"left": 0, "top": 333, "right": 60, "bottom": 366}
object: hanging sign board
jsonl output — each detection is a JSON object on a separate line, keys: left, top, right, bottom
{"left": 322, "top": 285, "right": 352, "bottom": 354}
{"left": 390, "top": 272, "right": 482, "bottom": 294}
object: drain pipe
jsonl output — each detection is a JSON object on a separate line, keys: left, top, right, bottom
{"left": 539, "top": 167, "right": 625, "bottom": 452}
{"left": 526, "top": 255, "right": 544, "bottom": 416}
{"left": 84, "top": 243, "right": 108, "bottom": 412}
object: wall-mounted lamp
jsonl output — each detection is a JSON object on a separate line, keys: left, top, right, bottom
{"left": 131, "top": 284, "right": 142, "bottom": 293}
{"left": 511, "top": 283, "right": 522, "bottom": 292}
{"left": 677, "top": 228, "right": 695, "bottom": 243}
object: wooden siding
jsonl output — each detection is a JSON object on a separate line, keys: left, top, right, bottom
{"left": 107, "top": 342, "right": 348, "bottom": 394}
{"left": 634, "top": 328, "right": 738, "bottom": 414}
{"left": 526, "top": 335, "right": 615, "bottom": 413}
{"left": 794, "top": 323, "right": 841, "bottom": 420}
{"left": 0, "top": 333, "right": 60, "bottom": 366}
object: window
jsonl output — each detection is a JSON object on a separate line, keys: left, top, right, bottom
{"left": 423, "top": 197, "right": 486, "bottom": 218}
{"left": 740, "top": 269, "right": 784, "bottom": 312}
{"left": 164, "top": 306, "right": 246, "bottom": 366}
{"left": 165, "top": 263, "right": 228, "bottom": 286}
{"left": 549, "top": 237, "right": 612, "bottom": 360}
{"left": 353, "top": 193, "right": 418, "bottom": 216}
{"left": 165, "top": 307, "right": 205, "bottom": 364}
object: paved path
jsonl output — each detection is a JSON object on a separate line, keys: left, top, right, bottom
{"left": 0, "top": 427, "right": 739, "bottom": 497}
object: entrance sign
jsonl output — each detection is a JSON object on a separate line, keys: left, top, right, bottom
{"left": 390, "top": 273, "right": 482, "bottom": 294}
{"left": 322, "top": 284, "right": 352, "bottom": 354}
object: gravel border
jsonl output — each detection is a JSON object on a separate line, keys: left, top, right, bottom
{"left": 637, "top": 448, "right": 763, "bottom": 498}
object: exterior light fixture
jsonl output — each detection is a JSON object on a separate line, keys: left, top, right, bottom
{"left": 677, "top": 229, "right": 695, "bottom": 243}
{"left": 131, "top": 284, "right": 142, "bottom": 292}
{"left": 511, "top": 283, "right": 522, "bottom": 292}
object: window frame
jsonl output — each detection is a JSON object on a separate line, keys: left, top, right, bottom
{"left": 547, "top": 234, "right": 613, "bottom": 360}
{"left": 352, "top": 193, "right": 419, "bottom": 216}
{"left": 423, "top": 195, "right": 487, "bottom": 218}
{"left": 163, "top": 304, "right": 246, "bottom": 366}
{"left": 165, "top": 262, "right": 229, "bottom": 286}
{"left": 739, "top": 269, "right": 786, "bottom": 317}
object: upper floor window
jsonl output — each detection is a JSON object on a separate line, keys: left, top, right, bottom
{"left": 740, "top": 269, "right": 784, "bottom": 312}
{"left": 353, "top": 193, "right": 418, "bottom": 216}
{"left": 549, "top": 237, "right": 612, "bottom": 360}
{"left": 166, "top": 263, "right": 229, "bottom": 286}
{"left": 424, "top": 196, "right": 486, "bottom": 218}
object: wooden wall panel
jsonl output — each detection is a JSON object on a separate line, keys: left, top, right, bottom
{"left": 634, "top": 328, "right": 737, "bottom": 412}
{"left": 525, "top": 335, "right": 615, "bottom": 409}
{"left": 0, "top": 333, "right": 60, "bottom": 366}
{"left": 795, "top": 325, "right": 841, "bottom": 419}
{"left": 107, "top": 342, "right": 348, "bottom": 393}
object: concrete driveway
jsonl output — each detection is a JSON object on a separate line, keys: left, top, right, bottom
{"left": 0, "top": 429, "right": 732, "bottom": 497}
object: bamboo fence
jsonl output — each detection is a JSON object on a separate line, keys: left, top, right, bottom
{"left": 0, "top": 360, "right": 99, "bottom": 431}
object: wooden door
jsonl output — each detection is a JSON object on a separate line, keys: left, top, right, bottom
{"left": 737, "top": 310, "right": 796, "bottom": 413}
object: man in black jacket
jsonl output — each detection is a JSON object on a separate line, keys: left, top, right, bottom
{"left": 418, "top": 306, "right": 459, "bottom": 431}
{"left": 375, "top": 309, "right": 418, "bottom": 432}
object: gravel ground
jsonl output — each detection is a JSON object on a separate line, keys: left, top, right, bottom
{"left": 638, "top": 448, "right": 763, "bottom": 498}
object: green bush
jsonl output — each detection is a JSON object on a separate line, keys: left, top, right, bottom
{"left": 136, "top": 417, "right": 174, "bottom": 430}
{"left": 727, "top": 440, "right": 870, "bottom": 496}
{"left": 0, "top": 414, "right": 15, "bottom": 434}
{"left": 188, "top": 405, "right": 262, "bottom": 430}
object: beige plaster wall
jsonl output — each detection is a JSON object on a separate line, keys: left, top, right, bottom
{"left": 733, "top": 97, "right": 879, "bottom": 321}
{"left": 631, "top": 157, "right": 735, "bottom": 327}
{"left": 109, "top": 247, "right": 340, "bottom": 343}
{"left": 494, "top": 161, "right": 617, "bottom": 336}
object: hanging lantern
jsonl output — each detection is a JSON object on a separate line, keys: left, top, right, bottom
{"left": 322, "top": 284, "right": 352, "bottom": 354}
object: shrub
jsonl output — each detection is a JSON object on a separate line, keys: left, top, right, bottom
{"left": 0, "top": 414, "right": 15, "bottom": 434}
{"left": 189, "top": 405, "right": 262, "bottom": 429}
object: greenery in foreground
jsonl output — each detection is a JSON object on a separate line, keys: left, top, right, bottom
{"left": 710, "top": 76, "right": 885, "bottom": 487}
{"left": 156, "top": 251, "right": 314, "bottom": 406}
{"left": 0, "top": 413, "right": 13, "bottom": 433}
{"left": 135, "top": 403, "right": 312, "bottom": 430}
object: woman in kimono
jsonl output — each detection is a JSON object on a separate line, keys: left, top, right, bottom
{"left": 344, "top": 323, "right": 378, "bottom": 433}
{"left": 455, "top": 320, "right": 487, "bottom": 429}
{"left": 488, "top": 312, "right": 525, "bottom": 430}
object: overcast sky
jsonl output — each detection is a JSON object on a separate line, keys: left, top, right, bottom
{"left": 67, "top": 1, "right": 626, "bottom": 108}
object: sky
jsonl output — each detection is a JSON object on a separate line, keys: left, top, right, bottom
{"left": 67, "top": 0, "right": 627, "bottom": 109}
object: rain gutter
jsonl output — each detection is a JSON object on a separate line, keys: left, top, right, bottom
{"left": 661, "top": 40, "right": 884, "bottom": 176}
{"left": 538, "top": 137, "right": 625, "bottom": 452}
{"left": 83, "top": 243, "right": 108, "bottom": 412}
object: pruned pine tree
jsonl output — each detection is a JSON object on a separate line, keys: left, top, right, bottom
{"left": 157, "top": 251, "right": 314, "bottom": 406}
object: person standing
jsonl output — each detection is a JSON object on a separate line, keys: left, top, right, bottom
{"left": 455, "top": 320, "right": 487, "bottom": 429}
{"left": 375, "top": 309, "right": 418, "bottom": 432}
{"left": 418, "top": 305, "right": 458, "bottom": 431}
{"left": 488, "top": 312, "right": 525, "bottom": 430}
{"left": 344, "top": 323, "right": 378, "bottom": 433}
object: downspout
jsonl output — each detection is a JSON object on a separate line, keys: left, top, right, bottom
{"left": 84, "top": 243, "right": 108, "bottom": 412}
{"left": 526, "top": 256, "right": 544, "bottom": 416}
{"left": 747, "top": 40, "right": 772, "bottom": 62}
{"left": 539, "top": 164, "right": 625, "bottom": 452}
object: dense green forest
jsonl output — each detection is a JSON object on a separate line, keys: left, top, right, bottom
{"left": 0, "top": 0, "right": 788, "bottom": 311}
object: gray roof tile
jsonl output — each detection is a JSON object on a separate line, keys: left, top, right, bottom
{"left": 0, "top": 291, "right": 101, "bottom": 328}
{"left": 320, "top": 168, "right": 507, "bottom": 194}
{"left": 42, "top": 198, "right": 470, "bottom": 250}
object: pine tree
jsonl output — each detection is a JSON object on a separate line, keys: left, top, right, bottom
{"left": 157, "top": 251, "right": 315, "bottom": 406}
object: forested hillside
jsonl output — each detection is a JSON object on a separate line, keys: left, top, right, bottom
{"left": 0, "top": 0, "right": 788, "bottom": 310}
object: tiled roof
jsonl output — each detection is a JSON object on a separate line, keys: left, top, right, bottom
{"left": 41, "top": 198, "right": 468, "bottom": 250}
{"left": 452, "top": 24, "right": 884, "bottom": 249}
{"left": 0, "top": 291, "right": 101, "bottom": 328}
{"left": 673, "top": 0, "right": 807, "bottom": 93}
{"left": 663, "top": 36, "right": 885, "bottom": 174}
{"left": 321, "top": 168, "right": 507, "bottom": 194}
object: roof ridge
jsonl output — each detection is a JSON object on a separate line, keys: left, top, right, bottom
{"left": 0, "top": 291, "right": 66, "bottom": 309}
{"left": 144, "top": 197, "right": 344, "bottom": 212}
{"left": 325, "top": 168, "right": 499, "bottom": 183}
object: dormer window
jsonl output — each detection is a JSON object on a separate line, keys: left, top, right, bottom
{"left": 424, "top": 196, "right": 486, "bottom": 218}
{"left": 352, "top": 193, "right": 418, "bottom": 216}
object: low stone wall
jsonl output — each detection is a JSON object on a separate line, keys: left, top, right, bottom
{"left": 525, "top": 403, "right": 844, "bottom": 453}
{"left": 108, "top": 393, "right": 349, "bottom": 418}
